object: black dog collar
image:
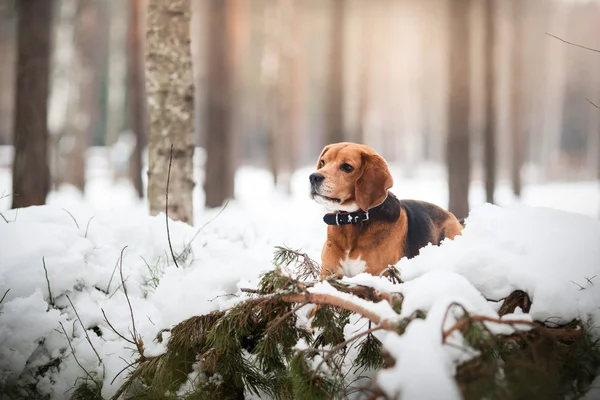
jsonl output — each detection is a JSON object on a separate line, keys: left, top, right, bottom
{"left": 323, "top": 201, "right": 385, "bottom": 226}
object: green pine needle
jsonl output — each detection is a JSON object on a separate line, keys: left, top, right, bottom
{"left": 290, "top": 353, "right": 337, "bottom": 400}
{"left": 353, "top": 333, "right": 385, "bottom": 371}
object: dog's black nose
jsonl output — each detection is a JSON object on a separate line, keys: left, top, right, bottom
{"left": 309, "top": 173, "right": 325, "bottom": 186}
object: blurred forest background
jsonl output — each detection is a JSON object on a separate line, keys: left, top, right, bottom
{"left": 1, "top": 0, "right": 599, "bottom": 221}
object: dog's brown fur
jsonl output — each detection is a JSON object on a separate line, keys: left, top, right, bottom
{"left": 312, "top": 143, "right": 463, "bottom": 278}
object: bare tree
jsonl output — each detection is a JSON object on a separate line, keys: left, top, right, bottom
{"left": 447, "top": 0, "right": 471, "bottom": 219}
{"left": 59, "top": 0, "right": 103, "bottom": 192}
{"left": 127, "top": 0, "right": 146, "bottom": 198}
{"left": 483, "top": 0, "right": 496, "bottom": 204}
{"left": 0, "top": 3, "right": 15, "bottom": 145}
{"left": 204, "top": 0, "right": 240, "bottom": 208}
{"left": 264, "top": 0, "right": 303, "bottom": 194}
{"left": 325, "top": 0, "right": 346, "bottom": 145}
{"left": 146, "top": 0, "right": 195, "bottom": 223}
{"left": 510, "top": 0, "right": 525, "bottom": 198}
{"left": 12, "top": 0, "right": 53, "bottom": 208}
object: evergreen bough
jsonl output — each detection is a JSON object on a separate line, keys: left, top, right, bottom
{"left": 111, "top": 247, "right": 600, "bottom": 400}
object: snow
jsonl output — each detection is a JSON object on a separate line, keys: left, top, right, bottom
{"left": 0, "top": 147, "right": 599, "bottom": 399}
{"left": 397, "top": 203, "right": 600, "bottom": 330}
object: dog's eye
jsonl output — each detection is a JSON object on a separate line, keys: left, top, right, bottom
{"left": 340, "top": 163, "right": 354, "bottom": 173}
{"left": 319, "top": 159, "right": 325, "bottom": 168}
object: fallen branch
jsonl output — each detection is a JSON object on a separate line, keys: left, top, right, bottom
{"left": 280, "top": 292, "right": 397, "bottom": 331}
{"left": 443, "top": 314, "right": 584, "bottom": 343}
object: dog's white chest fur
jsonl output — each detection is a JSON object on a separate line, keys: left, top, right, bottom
{"left": 339, "top": 254, "right": 367, "bottom": 277}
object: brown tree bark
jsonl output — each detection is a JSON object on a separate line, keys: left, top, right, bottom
{"left": 204, "top": 0, "right": 239, "bottom": 208}
{"left": 127, "top": 0, "right": 146, "bottom": 198}
{"left": 325, "top": 0, "right": 346, "bottom": 145}
{"left": 356, "top": 1, "right": 374, "bottom": 145}
{"left": 483, "top": 0, "right": 496, "bottom": 204}
{"left": 510, "top": 0, "right": 525, "bottom": 198}
{"left": 12, "top": 0, "right": 53, "bottom": 208}
{"left": 0, "top": 3, "right": 15, "bottom": 145}
{"left": 264, "top": 0, "right": 303, "bottom": 194}
{"left": 447, "top": 0, "right": 471, "bottom": 219}
{"left": 60, "top": 0, "right": 102, "bottom": 192}
{"left": 146, "top": 0, "right": 195, "bottom": 223}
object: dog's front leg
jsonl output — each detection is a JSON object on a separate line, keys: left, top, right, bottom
{"left": 320, "top": 240, "right": 344, "bottom": 279}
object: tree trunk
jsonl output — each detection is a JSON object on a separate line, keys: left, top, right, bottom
{"left": 60, "top": 0, "right": 100, "bottom": 192}
{"left": 325, "top": 0, "right": 346, "bottom": 145}
{"left": 483, "top": 0, "right": 496, "bottom": 204}
{"left": 12, "top": 0, "right": 52, "bottom": 208}
{"left": 106, "top": 0, "right": 127, "bottom": 148}
{"left": 447, "top": 0, "right": 471, "bottom": 219}
{"left": 356, "top": 1, "right": 374, "bottom": 145}
{"left": 0, "top": 3, "right": 15, "bottom": 145}
{"left": 510, "top": 0, "right": 524, "bottom": 198}
{"left": 146, "top": 0, "right": 195, "bottom": 223}
{"left": 127, "top": 0, "right": 146, "bottom": 198}
{"left": 264, "top": 0, "right": 302, "bottom": 194}
{"left": 204, "top": 0, "right": 237, "bottom": 208}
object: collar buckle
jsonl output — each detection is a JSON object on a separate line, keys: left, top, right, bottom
{"left": 363, "top": 210, "right": 369, "bottom": 222}
{"left": 335, "top": 211, "right": 340, "bottom": 226}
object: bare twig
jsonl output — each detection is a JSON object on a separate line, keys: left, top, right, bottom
{"left": 312, "top": 326, "right": 385, "bottom": 376}
{"left": 42, "top": 257, "right": 54, "bottom": 307}
{"left": 117, "top": 246, "right": 143, "bottom": 355}
{"left": 587, "top": 99, "right": 600, "bottom": 111}
{"left": 101, "top": 309, "right": 136, "bottom": 345}
{"left": 263, "top": 303, "right": 310, "bottom": 337}
{"left": 166, "top": 143, "right": 180, "bottom": 269}
{"left": 59, "top": 322, "right": 100, "bottom": 389}
{"left": 0, "top": 288, "right": 10, "bottom": 305}
{"left": 66, "top": 295, "right": 103, "bottom": 366}
{"left": 84, "top": 216, "right": 95, "bottom": 238}
{"left": 185, "top": 200, "right": 230, "bottom": 248}
{"left": 110, "top": 359, "right": 139, "bottom": 385}
{"left": 62, "top": 208, "right": 80, "bottom": 230}
{"left": 546, "top": 33, "right": 600, "bottom": 53}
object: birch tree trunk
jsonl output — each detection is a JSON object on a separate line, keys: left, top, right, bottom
{"left": 12, "top": 0, "right": 52, "bottom": 208}
{"left": 447, "top": 0, "right": 471, "bottom": 219}
{"left": 146, "top": 0, "right": 195, "bottom": 223}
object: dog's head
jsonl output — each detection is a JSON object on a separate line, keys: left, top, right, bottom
{"left": 309, "top": 142, "right": 393, "bottom": 212}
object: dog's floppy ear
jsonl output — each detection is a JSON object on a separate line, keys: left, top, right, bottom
{"left": 355, "top": 153, "right": 393, "bottom": 211}
{"left": 316, "top": 145, "right": 331, "bottom": 169}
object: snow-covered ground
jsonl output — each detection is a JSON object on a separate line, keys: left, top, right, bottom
{"left": 0, "top": 148, "right": 599, "bottom": 399}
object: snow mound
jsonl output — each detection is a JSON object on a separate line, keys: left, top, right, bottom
{"left": 398, "top": 203, "right": 600, "bottom": 330}
{"left": 0, "top": 198, "right": 599, "bottom": 399}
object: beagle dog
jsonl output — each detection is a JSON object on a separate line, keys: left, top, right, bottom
{"left": 309, "top": 142, "right": 463, "bottom": 279}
